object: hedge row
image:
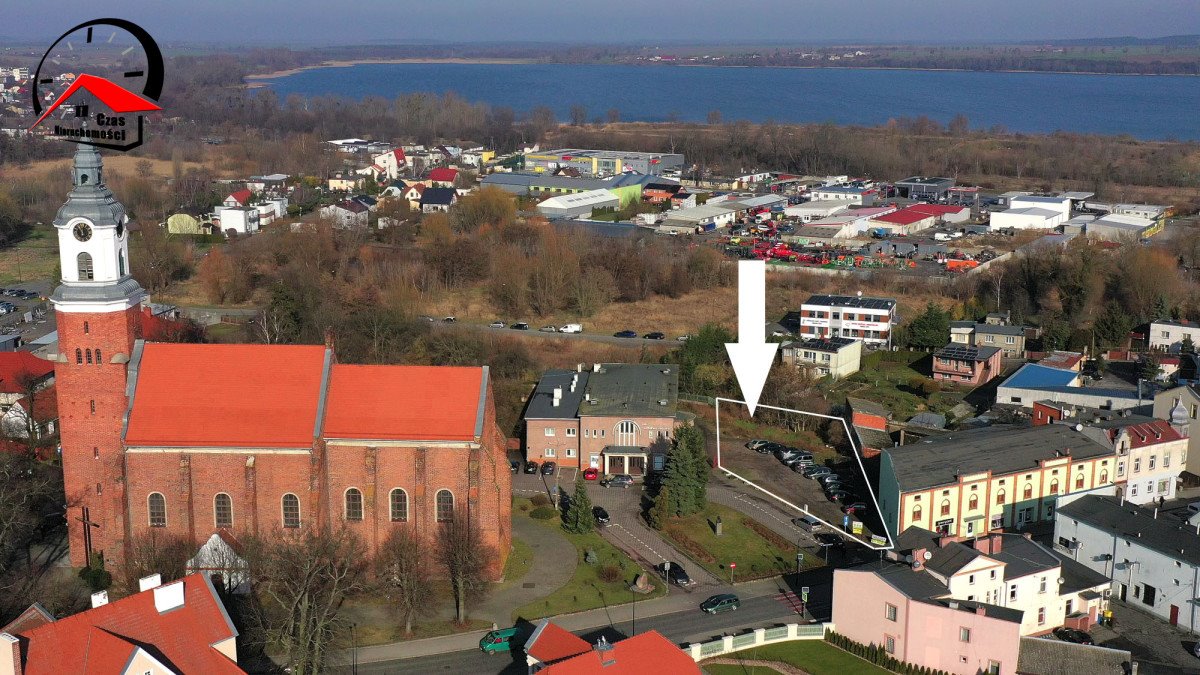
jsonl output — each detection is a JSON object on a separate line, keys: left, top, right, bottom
{"left": 826, "top": 631, "right": 953, "bottom": 675}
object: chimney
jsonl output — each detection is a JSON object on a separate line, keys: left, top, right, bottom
{"left": 948, "top": 600, "right": 959, "bottom": 610}
{"left": 91, "top": 590, "right": 109, "bottom": 608}
{"left": 594, "top": 636, "right": 616, "bottom": 667}
{"left": 593, "top": 363, "right": 602, "bottom": 373}
{"left": 991, "top": 534, "right": 1002, "bottom": 553}
{"left": 0, "top": 633, "right": 18, "bottom": 675}
{"left": 913, "top": 547, "right": 928, "bottom": 563}
{"left": 577, "top": 363, "right": 584, "bottom": 372}
{"left": 138, "top": 573, "right": 162, "bottom": 592}
{"left": 153, "top": 580, "right": 185, "bottom": 613}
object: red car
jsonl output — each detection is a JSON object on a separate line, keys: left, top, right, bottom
{"left": 583, "top": 468, "right": 599, "bottom": 481}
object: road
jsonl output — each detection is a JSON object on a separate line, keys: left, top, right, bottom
{"left": 350, "top": 592, "right": 803, "bottom": 674}
{"left": 428, "top": 319, "right": 685, "bottom": 348}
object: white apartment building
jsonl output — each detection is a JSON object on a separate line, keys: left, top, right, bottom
{"left": 798, "top": 294, "right": 897, "bottom": 347}
{"left": 1149, "top": 319, "right": 1200, "bottom": 353}
{"left": 1092, "top": 418, "right": 1188, "bottom": 505}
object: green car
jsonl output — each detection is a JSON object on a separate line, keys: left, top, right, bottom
{"left": 700, "top": 593, "right": 741, "bottom": 614}
{"left": 479, "top": 627, "right": 520, "bottom": 654}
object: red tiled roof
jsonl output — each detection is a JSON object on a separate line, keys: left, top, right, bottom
{"left": 909, "top": 203, "right": 966, "bottom": 216}
{"left": 15, "top": 387, "right": 57, "bottom": 423}
{"left": 0, "top": 603, "right": 54, "bottom": 635}
{"left": 125, "top": 344, "right": 328, "bottom": 448}
{"left": 0, "top": 352, "right": 53, "bottom": 393}
{"left": 873, "top": 207, "right": 937, "bottom": 226}
{"left": 323, "top": 365, "right": 483, "bottom": 441}
{"left": 428, "top": 167, "right": 458, "bottom": 182}
{"left": 393, "top": 148, "right": 406, "bottom": 163}
{"left": 15, "top": 574, "right": 242, "bottom": 675}
{"left": 525, "top": 621, "right": 591, "bottom": 665}
{"left": 542, "top": 630, "right": 699, "bottom": 674}
{"left": 140, "top": 306, "right": 184, "bottom": 341}
{"left": 1111, "top": 419, "right": 1184, "bottom": 448}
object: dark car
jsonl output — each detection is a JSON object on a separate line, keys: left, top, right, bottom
{"left": 643, "top": 332, "right": 666, "bottom": 340}
{"left": 815, "top": 532, "right": 846, "bottom": 550}
{"left": 802, "top": 466, "right": 833, "bottom": 479}
{"left": 601, "top": 474, "right": 634, "bottom": 488}
{"left": 592, "top": 506, "right": 610, "bottom": 525}
{"left": 509, "top": 460, "right": 521, "bottom": 473}
{"left": 540, "top": 461, "right": 557, "bottom": 475}
{"left": 511, "top": 322, "right": 530, "bottom": 330}
{"left": 1052, "top": 627, "right": 1094, "bottom": 645}
{"left": 656, "top": 561, "right": 693, "bottom": 586}
{"left": 613, "top": 330, "right": 638, "bottom": 338}
{"left": 827, "top": 490, "right": 857, "bottom": 504}
{"left": 818, "top": 474, "right": 846, "bottom": 486}
{"left": 700, "top": 594, "right": 740, "bottom": 614}
{"left": 842, "top": 502, "right": 870, "bottom": 516}
{"left": 523, "top": 460, "right": 539, "bottom": 474}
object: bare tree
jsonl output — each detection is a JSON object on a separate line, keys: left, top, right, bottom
{"left": 569, "top": 104, "right": 588, "bottom": 127}
{"left": 437, "top": 507, "right": 493, "bottom": 624}
{"left": 121, "top": 529, "right": 193, "bottom": 595}
{"left": 375, "top": 527, "right": 432, "bottom": 634}
{"left": 243, "top": 527, "right": 368, "bottom": 675}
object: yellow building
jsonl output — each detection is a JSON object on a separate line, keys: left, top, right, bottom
{"left": 880, "top": 424, "right": 1116, "bottom": 540}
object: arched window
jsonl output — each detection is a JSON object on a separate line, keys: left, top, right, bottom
{"left": 345, "top": 488, "right": 363, "bottom": 521}
{"left": 214, "top": 493, "right": 233, "bottom": 528}
{"left": 436, "top": 490, "right": 454, "bottom": 522}
{"left": 940, "top": 500, "right": 951, "bottom": 516}
{"left": 616, "top": 420, "right": 639, "bottom": 446}
{"left": 1100, "top": 470, "right": 1109, "bottom": 483}
{"left": 75, "top": 348, "right": 82, "bottom": 364}
{"left": 282, "top": 493, "right": 300, "bottom": 529}
{"left": 148, "top": 493, "right": 166, "bottom": 527}
{"left": 390, "top": 488, "right": 408, "bottom": 522}
{"left": 968, "top": 494, "right": 979, "bottom": 510}
{"left": 1075, "top": 475, "right": 1085, "bottom": 490}
{"left": 77, "top": 252, "right": 94, "bottom": 280}
{"left": 1023, "top": 484, "right": 1034, "bottom": 500}
{"left": 83, "top": 321, "right": 89, "bottom": 334}
{"left": 85, "top": 349, "right": 92, "bottom": 365}
{"left": 118, "top": 250, "right": 126, "bottom": 276}
{"left": 1049, "top": 480, "right": 1059, "bottom": 495}
{"left": 95, "top": 348, "right": 102, "bottom": 365}
{"left": 912, "top": 505, "right": 922, "bottom": 522}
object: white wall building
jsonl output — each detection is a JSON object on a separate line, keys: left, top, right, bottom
{"left": 784, "top": 199, "right": 850, "bottom": 223}
{"left": 1149, "top": 320, "right": 1200, "bottom": 353}
{"left": 989, "top": 207, "right": 1064, "bottom": 231}
{"left": 798, "top": 294, "right": 897, "bottom": 347}
{"left": 213, "top": 206, "right": 259, "bottom": 235}
{"left": 1087, "top": 418, "right": 1188, "bottom": 505}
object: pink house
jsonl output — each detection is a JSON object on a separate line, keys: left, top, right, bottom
{"left": 832, "top": 564, "right": 1022, "bottom": 675}
{"left": 932, "top": 344, "right": 1002, "bottom": 386}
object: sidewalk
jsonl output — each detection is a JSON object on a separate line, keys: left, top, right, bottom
{"left": 352, "top": 577, "right": 792, "bottom": 664}
{"left": 472, "top": 512, "right": 576, "bottom": 625}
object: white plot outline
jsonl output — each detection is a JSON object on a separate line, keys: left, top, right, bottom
{"left": 714, "top": 396, "right": 895, "bottom": 551}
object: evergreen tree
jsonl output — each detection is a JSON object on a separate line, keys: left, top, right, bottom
{"left": 1041, "top": 318, "right": 1072, "bottom": 351}
{"left": 647, "top": 485, "right": 671, "bottom": 530}
{"left": 905, "top": 303, "right": 950, "bottom": 349}
{"left": 1093, "top": 300, "right": 1133, "bottom": 350}
{"left": 1152, "top": 295, "right": 1170, "bottom": 321}
{"left": 1140, "top": 354, "right": 1162, "bottom": 382}
{"left": 1183, "top": 334, "right": 1196, "bottom": 355}
{"left": 675, "top": 426, "right": 710, "bottom": 508}
{"left": 562, "top": 480, "right": 596, "bottom": 535}
{"left": 661, "top": 440, "right": 700, "bottom": 517}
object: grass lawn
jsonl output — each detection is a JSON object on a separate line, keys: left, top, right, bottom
{"left": 702, "top": 664, "right": 784, "bottom": 675}
{"left": 512, "top": 497, "right": 666, "bottom": 621}
{"left": 708, "top": 641, "right": 891, "bottom": 675}
{"left": 660, "top": 503, "right": 822, "bottom": 582}
{"left": 497, "top": 536, "right": 534, "bottom": 590}
{"left": 352, "top": 616, "right": 492, "bottom": 647}
{"left": 341, "top": 581, "right": 491, "bottom": 646}
{"left": 204, "top": 322, "right": 247, "bottom": 343}
{"left": 834, "top": 351, "right": 967, "bottom": 421}
{"left": 0, "top": 227, "right": 59, "bottom": 286}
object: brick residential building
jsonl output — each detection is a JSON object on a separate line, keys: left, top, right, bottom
{"left": 50, "top": 146, "right": 510, "bottom": 577}
{"left": 524, "top": 364, "right": 681, "bottom": 476}
{"left": 932, "top": 344, "right": 1002, "bottom": 386}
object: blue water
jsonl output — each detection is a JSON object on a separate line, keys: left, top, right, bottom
{"left": 258, "top": 63, "right": 1200, "bottom": 140}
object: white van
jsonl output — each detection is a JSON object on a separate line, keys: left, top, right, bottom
{"left": 933, "top": 232, "right": 952, "bottom": 242}
{"left": 791, "top": 515, "right": 824, "bottom": 533}
{"left": 559, "top": 324, "right": 583, "bottom": 334}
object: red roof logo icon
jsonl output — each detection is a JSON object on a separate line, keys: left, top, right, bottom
{"left": 29, "top": 73, "right": 161, "bottom": 130}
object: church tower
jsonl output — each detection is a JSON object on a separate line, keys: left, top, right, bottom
{"left": 51, "top": 144, "right": 144, "bottom": 569}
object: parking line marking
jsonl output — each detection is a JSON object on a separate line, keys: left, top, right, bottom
{"left": 609, "top": 524, "right": 668, "bottom": 563}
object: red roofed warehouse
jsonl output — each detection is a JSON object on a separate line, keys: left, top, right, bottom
{"left": 1, "top": 573, "right": 242, "bottom": 674}
{"left": 49, "top": 145, "right": 511, "bottom": 577}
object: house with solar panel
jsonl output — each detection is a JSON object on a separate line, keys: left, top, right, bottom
{"left": 932, "top": 343, "right": 1003, "bottom": 386}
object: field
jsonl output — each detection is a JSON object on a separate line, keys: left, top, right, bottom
{"left": 0, "top": 153, "right": 210, "bottom": 181}
{"left": 703, "top": 641, "right": 891, "bottom": 675}
{"left": 822, "top": 350, "right": 969, "bottom": 422}
{"left": 0, "top": 227, "right": 60, "bottom": 286}
{"left": 659, "top": 503, "right": 821, "bottom": 582}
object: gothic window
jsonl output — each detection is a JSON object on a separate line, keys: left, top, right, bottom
{"left": 436, "top": 490, "right": 454, "bottom": 522}
{"left": 75, "top": 348, "right": 82, "bottom": 364}
{"left": 83, "top": 321, "right": 89, "bottom": 334}
{"left": 345, "top": 488, "right": 364, "bottom": 521}
{"left": 148, "top": 493, "right": 166, "bottom": 527}
{"left": 1023, "top": 484, "right": 1034, "bottom": 500}
{"left": 616, "top": 420, "right": 639, "bottom": 446}
{"left": 85, "top": 349, "right": 92, "bottom": 364}
{"left": 996, "top": 490, "right": 1006, "bottom": 505}
{"left": 95, "top": 349, "right": 101, "bottom": 364}
{"left": 912, "top": 505, "right": 922, "bottom": 522}
{"left": 390, "top": 488, "right": 408, "bottom": 522}
{"left": 282, "top": 494, "right": 300, "bottom": 529}
{"left": 214, "top": 493, "right": 233, "bottom": 528}
{"left": 77, "top": 252, "right": 94, "bottom": 280}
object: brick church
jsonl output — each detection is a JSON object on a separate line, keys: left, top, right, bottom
{"left": 51, "top": 145, "right": 511, "bottom": 577}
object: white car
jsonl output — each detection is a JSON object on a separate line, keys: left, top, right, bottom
{"left": 559, "top": 324, "right": 583, "bottom": 334}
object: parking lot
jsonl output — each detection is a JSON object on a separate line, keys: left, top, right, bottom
{"left": 0, "top": 283, "right": 54, "bottom": 347}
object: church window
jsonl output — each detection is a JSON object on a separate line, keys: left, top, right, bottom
{"left": 85, "top": 349, "right": 92, "bottom": 364}
{"left": 345, "top": 488, "right": 364, "bottom": 522}
{"left": 390, "top": 489, "right": 408, "bottom": 522}
{"left": 95, "top": 349, "right": 101, "bottom": 364}
{"left": 77, "top": 252, "right": 94, "bottom": 280}
{"left": 93, "top": 447, "right": 99, "bottom": 460}
{"left": 75, "top": 348, "right": 82, "bottom": 364}
{"left": 436, "top": 490, "right": 454, "bottom": 522}
{"left": 148, "top": 493, "right": 166, "bottom": 527}
{"left": 119, "top": 250, "right": 126, "bottom": 276}
{"left": 214, "top": 493, "right": 233, "bottom": 528}
{"left": 89, "top": 400, "right": 95, "bottom": 414}
{"left": 282, "top": 494, "right": 300, "bottom": 529}
{"left": 83, "top": 321, "right": 89, "bottom": 334}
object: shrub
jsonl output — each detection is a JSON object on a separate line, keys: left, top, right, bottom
{"left": 597, "top": 565, "right": 622, "bottom": 583}
{"left": 530, "top": 506, "right": 558, "bottom": 520}
{"left": 921, "top": 379, "right": 942, "bottom": 396}
{"left": 531, "top": 494, "right": 550, "bottom": 507}
{"left": 744, "top": 518, "right": 791, "bottom": 549}
{"left": 663, "top": 526, "right": 717, "bottom": 563}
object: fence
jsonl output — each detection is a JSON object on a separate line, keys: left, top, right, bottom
{"left": 679, "top": 393, "right": 716, "bottom": 406}
{"left": 686, "top": 622, "right": 833, "bottom": 661}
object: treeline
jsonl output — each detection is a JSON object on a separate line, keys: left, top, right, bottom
{"left": 694, "top": 49, "right": 1200, "bottom": 75}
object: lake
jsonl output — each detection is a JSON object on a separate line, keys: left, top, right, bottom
{"left": 256, "top": 63, "right": 1200, "bottom": 140}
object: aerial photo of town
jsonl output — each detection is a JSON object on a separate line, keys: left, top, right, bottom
{"left": 1, "top": 2, "right": 1200, "bottom": 674}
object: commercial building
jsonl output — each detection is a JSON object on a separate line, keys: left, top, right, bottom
{"left": 1086, "top": 213, "right": 1158, "bottom": 241}
{"left": 879, "top": 424, "right": 1117, "bottom": 540}
{"left": 932, "top": 344, "right": 1002, "bottom": 386}
{"left": 1148, "top": 319, "right": 1200, "bottom": 353}
{"left": 989, "top": 207, "right": 1064, "bottom": 231}
{"left": 869, "top": 207, "right": 939, "bottom": 235}
{"left": 784, "top": 199, "right": 850, "bottom": 222}
{"left": 1055, "top": 493, "right": 1200, "bottom": 632}
{"left": 780, "top": 337, "right": 862, "bottom": 379}
{"left": 808, "top": 185, "right": 878, "bottom": 205}
{"left": 481, "top": 171, "right": 659, "bottom": 206}
{"left": 797, "top": 294, "right": 897, "bottom": 347}
{"left": 524, "top": 149, "right": 684, "bottom": 177}
{"left": 895, "top": 176, "right": 955, "bottom": 201}
{"left": 536, "top": 189, "right": 620, "bottom": 219}
{"left": 996, "top": 363, "right": 1150, "bottom": 412}
{"left": 523, "top": 364, "right": 682, "bottom": 476}
{"left": 659, "top": 203, "right": 742, "bottom": 232}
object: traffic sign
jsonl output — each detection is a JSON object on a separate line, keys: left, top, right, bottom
{"left": 730, "top": 563, "right": 737, "bottom": 568}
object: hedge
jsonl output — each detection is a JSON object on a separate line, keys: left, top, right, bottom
{"left": 825, "top": 630, "right": 952, "bottom": 675}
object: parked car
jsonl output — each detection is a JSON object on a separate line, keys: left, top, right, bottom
{"left": 540, "top": 461, "right": 557, "bottom": 475}
{"left": 442, "top": 316, "right": 457, "bottom": 323}
{"left": 613, "top": 330, "right": 638, "bottom": 338}
{"left": 842, "top": 502, "right": 870, "bottom": 516}
{"left": 511, "top": 322, "right": 530, "bottom": 330}
{"left": 827, "top": 490, "right": 857, "bottom": 504}
{"left": 656, "top": 561, "right": 693, "bottom": 586}
{"left": 1052, "top": 627, "right": 1094, "bottom": 645}
{"left": 745, "top": 439, "right": 771, "bottom": 451}
{"left": 489, "top": 320, "right": 506, "bottom": 328}
{"left": 479, "top": 627, "right": 520, "bottom": 655}
{"left": 592, "top": 506, "right": 610, "bottom": 525}
{"left": 643, "top": 332, "right": 666, "bottom": 340}
{"left": 509, "top": 460, "right": 521, "bottom": 473}
{"left": 815, "top": 532, "right": 846, "bottom": 551}
{"left": 601, "top": 474, "right": 634, "bottom": 488}
{"left": 818, "top": 474, "right": 846, "bottom": 486}
{"left": 676, "top": 335, "right": 690, "bottom": 342}
{"left": 523, "top": 460, "right": 539, "bottom": 474}
{"left": 700, "top": 594, "right": 740, "bottom": 614}
{"left": 419, "top": 315, "right": 436, "bottom": 322}
{"left": 539, "top": 325, "right": 557, "bottom": 332}
{"left": 802, "top": 466, "right": 833, "bottom": 479}
{"left": 559, "top": 323, "right": 583, "bottom": 333}
{"left": 791, "top": 515, "right": 824, "bottom": 533}
{"left": 582, "top": 467, "right": 599, "bottom": 481}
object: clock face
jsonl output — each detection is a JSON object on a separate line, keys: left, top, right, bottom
{"left": 73, "top": 222, "right": 93, "bottom": 242}
{"left": 31, "top": 19, "right": 164, "bottom": 120}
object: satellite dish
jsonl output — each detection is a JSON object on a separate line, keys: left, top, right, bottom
{"left": 1057, "top": 577, "right": 1065, "bottom": 585}
{"left": 911, "top": 560, "right": 922, "bottom": 570}
{"left": 923, "top": 551, "right": 933, "bottom": 561}
{"left": 1074, "top": 423, "right": 1084, "bottom": 432}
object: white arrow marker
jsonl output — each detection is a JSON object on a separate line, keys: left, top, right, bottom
{"left": 725, "top": 260, "right": 778, "bottom": 417}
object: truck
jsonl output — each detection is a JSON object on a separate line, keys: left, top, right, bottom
{"left": 870, "top": 228, "right": 890, "bottom": 239}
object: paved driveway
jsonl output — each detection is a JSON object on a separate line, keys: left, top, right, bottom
{"left": 1091, "top": 600, "right": 1200, "bottom": 674}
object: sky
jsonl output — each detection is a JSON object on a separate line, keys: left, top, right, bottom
{"left": 5, "top": 0, "right": 1200, "bottom": 46}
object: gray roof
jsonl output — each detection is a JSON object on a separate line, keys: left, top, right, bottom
{"left": 989, "top": 533, "right": 1062, "bottom": 580}
{"left": 935, "top": 344, "right": 1001, "bottom": 362}
{"left": 803, "top": 294, "right": 896, "bottom": 311}
{"left": 847, "top": 396, "right": 891, "bottom": 419}
{"left": 525, "top": 370, "right": 591, "bottom": 420}
{"left": 1016, "top": 637, "right": 1133, "bottom": 675}
{"left": 907, "top": 412, "right": 947, "bottom": 430}
{"left": 856, "top": 561, "right": 1024, "bottom": 624}
{"left": 582, "top": 364, "right": 679, "bottom": 418}
{"left": 1057, "top": 551, "right": 1111, "bottom": 594}
{"left": 925, "top": 543, "right": 982, "bottom": 577}
{"left": 54, "top": 145, "right": 126, "bottom": 229}
{"left": 975, "top": 323, "right": 1026, "bottom": 337}
{"left": 885, "top": 424, "right": 1114, "bottom": 491}
{"left": 482, "top": 171, "right": 670, "bottom": 193}
{"left": 1058, "top": 495, "right": 1200, "bottom": 567}
{"left": 896, "top": 176, "right": 954, "bottom": 187}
